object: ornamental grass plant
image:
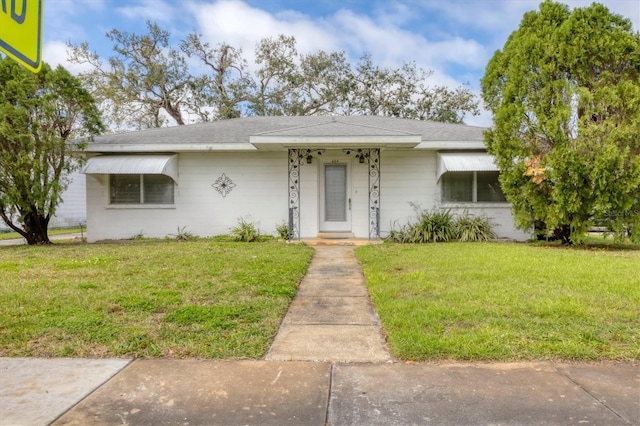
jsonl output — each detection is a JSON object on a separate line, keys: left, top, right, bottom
{"left": 386, "top": 208, "right": 495, "bottom": 243}
{"left": 455, "top": 211, "right": 496, "bottom": 242}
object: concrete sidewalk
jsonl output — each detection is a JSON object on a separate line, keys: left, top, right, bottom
{"left": 266, "top": 245, "right": 391, "bottom": 362}
{"left": 0, "top": 233, "right": 84, "bottom": 246}
{"left": 1, "top": 245, "right": 638, "bottom": 425}
{"left": 1, "top": 358, "right": 637, "bottom": 425}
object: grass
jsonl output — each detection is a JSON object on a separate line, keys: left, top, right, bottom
{"left": 0, "top": 240, "right": 313, "bottom": 358}
{"left": 582, "top": 233, "right": 639, "bottom": 249}
{"left": 356, "top": 242, "right": 640, "bottom": 362}
{"left": 0, "top": 227, "right": 83, "bottom": 241}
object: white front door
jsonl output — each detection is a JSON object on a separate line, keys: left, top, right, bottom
{"left": 320, "top": 161, "right": 352, "bottom": 232}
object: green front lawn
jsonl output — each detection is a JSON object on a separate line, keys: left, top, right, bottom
{"left": 0, "top": 240, "right": 313, "bottom": 358}
{"left": 357, "top": 243, "right": 639, "bottom": 361}
{"left": 2, "top": 238, "right": 637, "bottom": 362}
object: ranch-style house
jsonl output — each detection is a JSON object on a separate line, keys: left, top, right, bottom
{"left": 80, "top": 116, "right": 530, "bottom": 242}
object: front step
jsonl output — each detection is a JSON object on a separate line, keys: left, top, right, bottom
{"left": 302, "top": 237, "right": 382, "bottom": 246}
{"left": 316, "top": 232, "right": 354, "bottom": 239}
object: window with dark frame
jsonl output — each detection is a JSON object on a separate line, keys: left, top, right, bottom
{"left": 442, "top": 171, "right": 506, "bottom": 203}
{"left": 110, "top": 174, "right": 174, "bottom": 204}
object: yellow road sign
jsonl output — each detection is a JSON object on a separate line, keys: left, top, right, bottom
{"left": 0, "top": 0, "right": 43, "bottom": 73}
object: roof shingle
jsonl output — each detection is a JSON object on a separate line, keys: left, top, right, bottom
{"left": 86, "top": 116, "right": 485, "bottom": 147}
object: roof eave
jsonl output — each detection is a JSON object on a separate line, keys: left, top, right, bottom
{"left": 84, "top": 143, "right": 258, "bottom": 153}
{"left": 250, "top": 135, "right": 421, "bottom": 150}
{"left": 82, "top": 139, "right": 484, "bottom": 153}
{"left": 415, "top": 141, "right": 486, "bottom": 150}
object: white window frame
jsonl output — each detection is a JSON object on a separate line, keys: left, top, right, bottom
{"left": 109, "top": 174, "right": 175, "bottom": 206}
{"left": 442, "top": 171, "right": 506, "bottom": 204}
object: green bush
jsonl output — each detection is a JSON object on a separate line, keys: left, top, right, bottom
{"left": 385, "top": 222, "right": 411, "bottom": 243}
{"left": 412, "top": 209, "right": 457, "bottom": 242}
{"left": 275, "top": 222, "right": 290, "bottom": 241}
{"left": 231, "top": 217, "right": 262, "bottom": 242}
{"left": 455, "top": 212, "right": 496, "bottom": 242}
{"left": 385, "top": 208, "right": 495, "bottom": 244}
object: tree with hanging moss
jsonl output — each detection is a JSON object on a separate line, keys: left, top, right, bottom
{"left": 0, "top": 58, "right": 104, "bottom": 244}
{"left": 71, "top": 26, "right": 480, "bottom": 128}
{"left": 481, "top": 0, "right": 640, "bottom": 244}
{"left": 68, "top": 21, "right": 210, "bottom": 129}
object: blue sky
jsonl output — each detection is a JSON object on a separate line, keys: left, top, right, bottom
{"left": 41, "top": 0, "right": 640, "bottom": 126}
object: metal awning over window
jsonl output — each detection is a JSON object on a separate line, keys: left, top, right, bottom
{"left": 81, "top": 154, "right": 178, "bottom": 182}
{"left": 436, "top": 152, "right": 499, "bottom": 180}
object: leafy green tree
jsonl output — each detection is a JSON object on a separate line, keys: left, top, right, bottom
{"left": 70, "top": 24, "right": 479, "bottom": 128}
{"left": 251, "top": 36, "right": 478, "bottom": 123}
{"left": 251, "top": 34, "right": 300, "bottom": 116}
{"left": 68, "top": 21, "right": 208, "bottom": 130}
{"left": 0, "top": 58, "right": 103, "bottom": 244}
{"left": 251, "top": 35, "right": 352, "bottom": 116}
{"left": 481, "top": 0, "right": 640, "bottom": 244}
{"left": 342, "top": 54, "right": 478, "bottom": 122}
{"left": 180, "top": 34, "right": 252, "bottom": 119}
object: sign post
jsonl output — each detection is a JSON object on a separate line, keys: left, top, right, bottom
{"left": 0, "top": 0, "right": 43, "bottom": 73}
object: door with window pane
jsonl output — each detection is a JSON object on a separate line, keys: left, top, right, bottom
{"left": 320, "top": 163, "right": 351, "bottom": 232}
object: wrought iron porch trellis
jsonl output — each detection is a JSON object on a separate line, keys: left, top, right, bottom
{"left": 368, "top": 148, "right": 381, "bottom": 239}
{"left": 288, "top": 149, "right": 301, "bottom": 240}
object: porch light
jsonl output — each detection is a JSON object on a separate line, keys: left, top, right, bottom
{"left": 359, "top": 155, "right": 365, "bottom": 164}
{"left": 306, "top": 155, "right": 313, "bottom": 164}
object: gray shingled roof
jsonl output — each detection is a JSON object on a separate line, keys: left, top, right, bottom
{"left": 86, "top": 116, "right": 485, "bottom": 147}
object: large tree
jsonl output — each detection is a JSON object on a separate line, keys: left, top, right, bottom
{"left": 71, "top": 25, "right": 480, "bottom": 129}
{"left": 180, "top": 34, "right": 253, "bottom": 119}
{"left": 0, "top": 58, "right": 103, "bottom": 244}
{"left": 481, "top": 0, "right": 640, "bottom": 244}
{"left": 250, "top": 36, "right": 479, "bottom": 122}
{"left": 343, "top": 54, "right": 478, "bottom": 122}
{"left": 68, "top": 21, "right": 208, "bottom": 130}
{"left": 251, "top": 35, "right": 353, "bottom": 117}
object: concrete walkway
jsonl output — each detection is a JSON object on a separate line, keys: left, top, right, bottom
{"left": 1, "top": 358, "right": 637, "bottom": 425}
{"left": 1, "top": 244, "right": 638, "bottom": 425}
{"left": 0, "top": 233, "right": 84, "bottom": 246}
{"left": 266, "top": 245, "right": 391, "bottom": 362}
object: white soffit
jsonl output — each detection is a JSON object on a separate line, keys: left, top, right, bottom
{"left": 436, "top": 152, "right": 499, "bottom": 180}
{"left": 81, "top": 154, "right": 178, "bottom": 181}
{"left": 84, "top": 143, "right": 258, "bottom": 152}
{"left": 415, "top": 141, "right": 486, "bottom": 150}
{"left": 249, "top": 135, "right": 421, "bottom": 150}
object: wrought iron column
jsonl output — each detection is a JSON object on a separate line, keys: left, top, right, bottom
{"left": 368, "top": 148, "right": 381, "bottom": 239}
{"left": 288, "top": 149, "right": 301, "bottom": 240}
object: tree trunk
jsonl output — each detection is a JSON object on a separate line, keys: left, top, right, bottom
{"left": 534, "top": 222, "right": 572, "bottom": 245}
{"left": 22, "top": 210, "right": 51, "bottom": 245}
{"left": 553, "top": 224, "right": 572, "bottom": 245}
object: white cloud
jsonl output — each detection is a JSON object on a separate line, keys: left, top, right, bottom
{"left": 42, "top": 41, "right": 95, "bottom": 74}
{"left": 180, "top": 0, "right": 489, "bottom": 128}
{"left": 42, "top": 41, "right": 71, "bottom": 69}
{"left": 40, "top": 0, "right": 638, "bottom": 128}
{"left": 186, "top": 0, "right": 341, "bottom": 61}
{"left": 464, "top": 104, "right": 493, "bottom": 128}
{"left": 116, "top": 0, "right": 176, "bottom": 24}
{"left": 185, "top": 1, "right": 486, "bottom": 85}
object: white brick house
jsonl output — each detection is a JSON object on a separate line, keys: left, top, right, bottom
{"left": 80, "top": 116, "right": 530, "bottom": 242}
